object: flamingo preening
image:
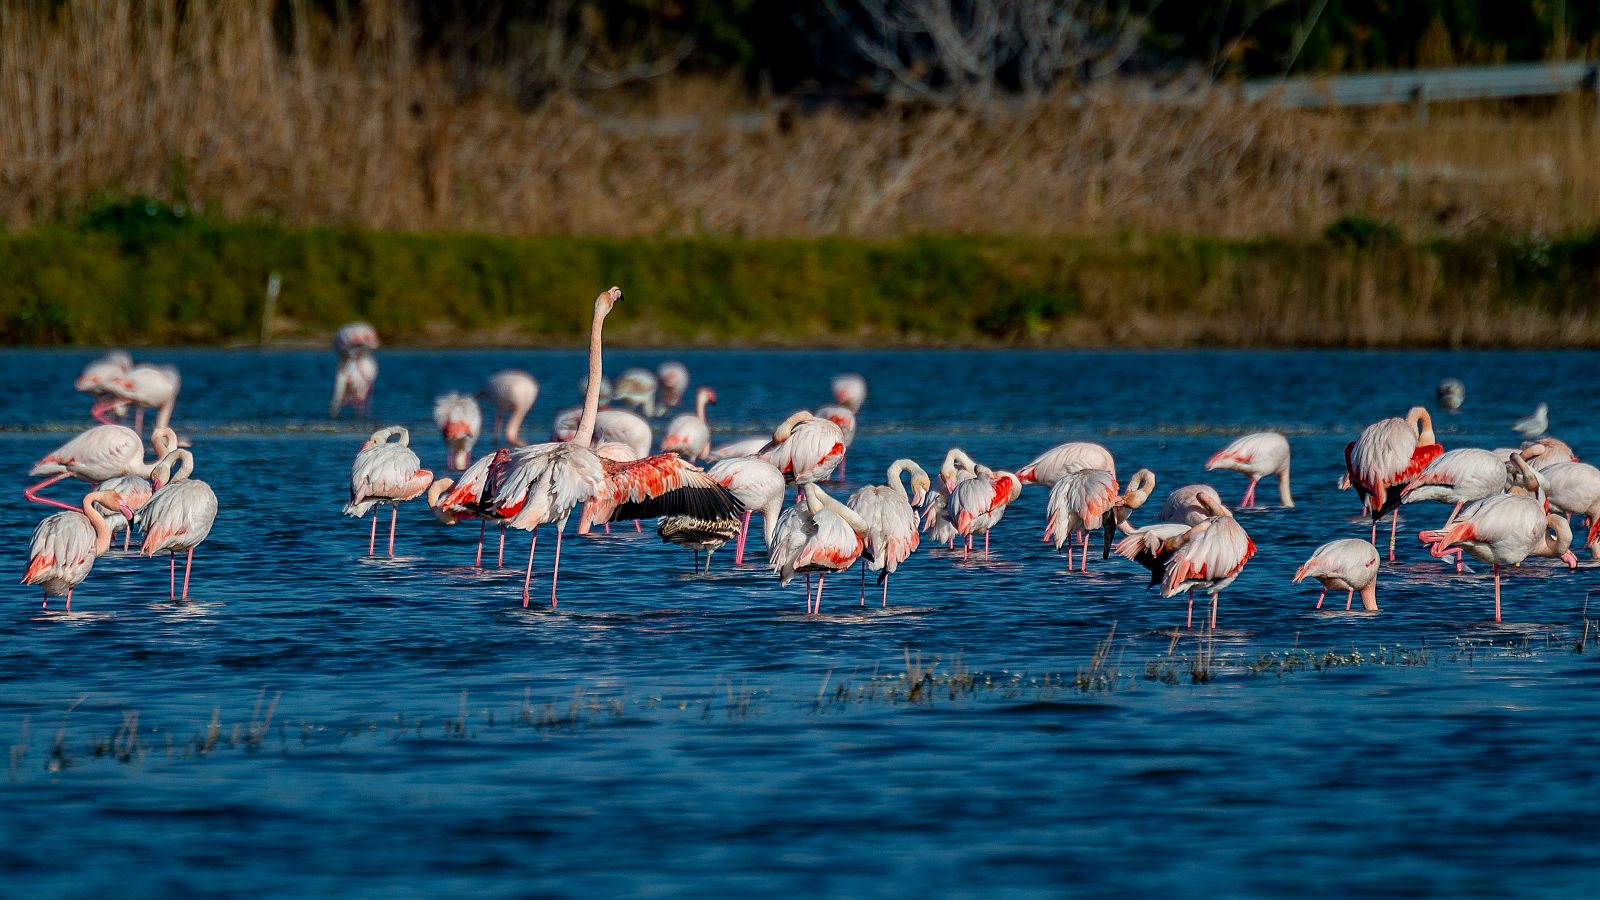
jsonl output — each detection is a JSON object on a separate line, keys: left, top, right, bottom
{"left": 1017, "top": 441, "right": 1117, "bottom": 486}
{"left": 768, "top": 483, "right": 867, "bottom": 615}
{"left": 1046, "top": 468, "right": 1156, "bottom": 571}
{"left": 919, "top": 448, "right": 977, "bottom": 548}
{"left": 1156, "top": 493, "right": 1255, "bottom": 629}
{"left": 487, "top": 288, "right": 741, "bottom": 608}
{"left": 344, "top": 426, "right": 433, "bottom": 558}
{"left": 813, "top": 405, "right": 857, "bottom": 482}
{"left": 761, "top": 411, "right": 845, "bottom": 491}
{"left": 1423, "top": 494, "right": 1577, "bottom": 622}
{"left": 104, "top": 364, "right": 179, "bottom": 438}
{"left": 1345, "top": 406, "right": 1443, "bottom": 561}
{"left": 22, "top": 488, "right": 134, "bottom": 611}
{"left": 948, "top": 465, "right": 1022, "bottom": 561}
{"left": 1294, "top": 539, "right": 1380, "bottom": 611}
{"left": 708, "top": 456, "right": 786, "bottom": 567}
{"left": 661, "top": 386, "right": 717, "bottom": 461}
{"left": 483, "top": 370, "right": 538, "bottom": 447}
{"left": 1206, "top": 432, "right": 1293, "bottom": 508}
{"left": 77, "top": 351, "right": 132, "bottom": 424}
{"left": 1519, "top": 438, "right": 1577, "bottom": 471}
{"left": 95, "top": 474, "right": 154, "bottom": 552}
{"left": 27, "top": 426, "right": 177, "bottom": 511}
{"left": 846, "top": 459, "right": 930, "bottom": 606}
{"left": 135, "top": 449, "right": 219, "bottom": 601}
{"left": 434, "top": 392, "right": 482, "bottom": 471}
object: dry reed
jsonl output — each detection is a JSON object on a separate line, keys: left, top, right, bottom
{"left": 4, "top": 0, "right": 1599, "bottom": 240}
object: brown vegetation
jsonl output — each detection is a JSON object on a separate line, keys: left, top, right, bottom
{"left": 4, "top": 0, "right": 1599, "bottom": 240}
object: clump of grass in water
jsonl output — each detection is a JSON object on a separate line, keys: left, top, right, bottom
{"left": 1075, "top": 624, "right": 1120, "bottom": 693}
{"left": 1188, "top": 629, "right": 1216, "bottom": 685}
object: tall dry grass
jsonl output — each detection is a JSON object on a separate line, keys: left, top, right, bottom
{"left": 3, "top": 0, "right": 1599, "bottom": 239}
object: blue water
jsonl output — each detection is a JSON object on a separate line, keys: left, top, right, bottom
{"left": 3, "top": 348, "right": 1600, "bottom": 896}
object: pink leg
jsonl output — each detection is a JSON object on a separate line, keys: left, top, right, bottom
{"left": 1370, "top": 519, "right": 1378, "bottom": 547}
{"left": 134, "top": 407, "right": 144, "bottom": 437}
{"left": 806, "top": 573, "right": 812, "bottom": 614}
{"left": 1064, "top": 539, "right": 1074, "bottom": 569}
{"left": 24, "top": 474, "right": 76, "bottom": 512}
{"left": 1453, "top": 548, "right": 1464, "bottom": 573}
{"left": 1315, "top": 588, "right": 1326, "bottom": 609}
{"left": 882, "top": 574, "right": 889, "bottom": 608}
{"left": 859, "top": 563, "right": 866, "bottom": 606}
{"left": 1344, "top": 588, "right": 1353, "bottom": 611}
{"left": 1493, "top": 564, "right": 1501, "bottom": 622}
{"left": 815, "top": 575, "right": 825, "bottom": 615}
{"left": 984, "top": 532, "right": 990, "bottom": 561}
{"left": 368, "top": 516, "right": 378, "bottom": 557}
{"left": 388, "top": 505, "right": 398, "bottom": 558}
{"left": 41, "top": 588, "right": 48, "bottom": 611}
{"left": 963, "top": 536, "right": 970, "bottom": 562}
{"left": 1388, "top": 512, "right": 1399, "bottom": 562}
{"left": 603, "top": 522, "right": 610, "bottom": 534}
{"left": 182, "top": 548, "right": 194, "bottom": 599}
{"left": 122, "top": 528, "right": 130, "bottom": 552}
{"left": 1079, "top": 532, "right": 1088, "bottom": 572}
{"left": 475, "top": 518, "right": 486, "bottom": 568}
{"left": 1444, "top": 500, "right": 1464, "bottom": 525}
{"left": 498, "top": 525, "right": 506, "bottom": 568}
{"left": 1186, "top": 589, "right": 1194, "bottom": 629}
{"left": 550, "top": 526, "right": 563, "bottom": 610}
{"left": 734, "top": 511, "right": 751, "bottom": 567}
{"left": 65, "top": 589, "right": 72, "bottom": 613}
{"left": 1210, "top": 592, "right": 1219, "bottom": 629}
{"left": 634, "top": 520, "right": 642, "bottom": 533}
{"left": 169, "top": 552, "right": 177, "bottom": 601}
{"left": 521, "top": 530, "right": 538, "bottom": 608}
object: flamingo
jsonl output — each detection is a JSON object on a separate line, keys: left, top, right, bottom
{"left": 482, "top": 370, "right": 538, "bottom": 447}
{"left": 708, "top": 456, "right": 786, "bottom": 566}
{"left": 1536, "top": 462, "right": 1600, "bottom": 540}
{"left": 1294, "top": 539, "right": 1380, "bottom": 611}
{"left": 334, "top": 322, "right": 380, "bottom": 356}
{"left": 948, "top": 465, "right": 1022, "bottom": 561}
{"left": 1158, "top": 492, "right": 1256, "bottom": 629}
{"left": 95, "top": 474, "right": 154, "bottom": 552}
{"left": 1159, "top": 484, "right": 1224, "bottom": 526}
{"left": 1345, "top": 406, "right": 1443, "bottom": 560}
{"left": 613, "top": 368, "right": 661, "bottom": 417}
{"left": 919, "top": 448, "right": 977, "bottom": 548}
{"left": 551, "top": 407, "right": 652, "bottom": 459}
{"left": 1437, "top": 378, "right": 1465, "bottom": 412}
{"left": 104, "top": 364, "right": 179, "bottom": 437}
{"left": 77, "top": 351, "right": 131, "bottom": 424}
{"left": 1401, "top": 448, "right": 1517, "bottom": 572}
{"left": 657, "top": 362, "right": 690, "bottom": 408}
{"left": 22, "top": 488, "right": 134, "bottom": 611}
{"left": 1016, "top": 441, "right": 1117, "bottom": 486}
{"left": 330, "top": 354, "right": 378, "bottom": 417}
{"left": 27, "top": 425, "right": 177, "bottom": 511}
{"left": 1519, "top": 438, "right": 1577, "bottom": 471}
{"left": 830, "top": 373, "right": 866, "bottom": 413}
{"left": 846, "top": 459, "right": 930, "bottom": 606}
{"left": 429, "top": 448, "right": 513, "bottom": 567}
{"left": 709, "top": 436, "right": 770, "bottom": 461}
{"left": 657, "top": 513, "right": 743, "bottom": 573}
{"left": 344, "top": 426, "right": 433, "bottom": 558}
{"left": 488, "top": 287, "right": 741, "bottom": 609}
{"left": 1046, "top": 468, "right": 1157, "bottom": 571}
{"left": 767, "top": 483, "right": 868, "bottom": 615}
{"left": 661, "top": 387, "right": 717, "bottom": 460}
{"left": 434, "top": 392, "right": 482, "bottom": 471}
{"left": 1423, "top": 494, "right": 1577, "bottom": 622}
{"left": 1513, "top": 403, "right": 1549, "bottom": 439}
{"left": 134, "top": 449, "right": 219, "bottom": 601}
{"left": 1206, "top": 432, "right": 1293, "bottom": 508}
{"left": 814, "top": 405, "right": 857, "bottom": 481}
{"left": 760, "top": 411, "right": 845, "bottom": 491}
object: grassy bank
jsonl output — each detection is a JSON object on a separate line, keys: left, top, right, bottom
{"left": 5, "top": 212, "right": 1600, "bottom": 348}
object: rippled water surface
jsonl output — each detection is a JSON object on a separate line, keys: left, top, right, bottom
{"left": 4, "top": 348, "right": 1600, "bottom": 895}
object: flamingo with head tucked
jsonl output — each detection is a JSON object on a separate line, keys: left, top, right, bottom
{"left": 948, "top": 465, "right": 1022, "bottom": 561}
{"left": 104, "top": 364, "right": 179, "bottom": 438}
{"left": 135, "top": 449, "right": 219, "bottom": 601}
{"left": 78, "top": 351, "right": 132, "bottom": 424}
{"left": 1017, "top": 441, "right": 1117, "bottom": 486}
{"left": 612, "top": 368, "right": 661, "bottom": 417}
{"left": 1345, "top": 406, "right": 1443, "bottom": 560}
{"left": 1206, "top": 432, "right": 1293, "bottom": 508}
{"left": 334, "top": 322, "right": 380, "bottom": 356}
{"left": 919, "top": 448, "right": 977, "bottom": 548}
{"left": 1423, "top": 493, "right": 1577, "bottom": 622}
{"left": 434, "top": 392, "right": 482, "bottom": 471}
{"left": 1046, "top": 468, "right": 1156, "bottom": 571}
{"left": 552, "top": 407, "right": 653, "bottom": 459}
{"left": 95, "top": 474, "right": 154, "bottom": 552}
{"left": 847, "top": 459, "right": 930, "bottom": 606}
{"left": 760, "top": 411, "right": 845, "bottom": 492}
{"left": 27, "top": 425, "right": 177, "bottom": 511}
{"left": 661, "top": 387, "right": 717, "bottom": 461}
{"left": 482, "top": 370, "right": 538, "bottom": 447}
{"left": 768, "top": 483, "right": 868, "bottom": 615}
{"left": 1294, "top": 539, "right": 1380, "bottom": 611}
{"left": 709, "top": 456, "right": 787, "bottom": 567}
{"left": 709, "top": 436, "right": 770, "bottom": 461}
{"left": 22, "top": 488, "right": 133, "bottom": 611}
{"left": 1519, "top": 438, "right": 1577, "bottom": 471}
{"left": 345, "top": 426, "right": 433, "bottom": 558}
{"left": 1158, "top": 492, "right": 1256, "bottom": 629}
{"left": 814, "top": 405, "right": 857, "bottom": 481}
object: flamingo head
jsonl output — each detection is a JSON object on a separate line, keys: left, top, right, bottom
{"left": 699, "top": 387, "right": 717, "bottom": 406}
{"left": 596, "top": 285, "right": 623, "bottom": 316}
{"left": 910, "top": 472, "right": 931, "bottom": 508}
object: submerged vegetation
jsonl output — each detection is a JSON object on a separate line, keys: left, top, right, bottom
{"left": 6, "top": 207, "right": 1600, "bottom": 347}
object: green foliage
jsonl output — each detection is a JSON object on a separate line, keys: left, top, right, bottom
{"left": 1324, "top": 215, "right": 1403, "bottom": 248}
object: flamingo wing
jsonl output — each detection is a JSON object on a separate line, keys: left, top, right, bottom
{"left": 597, "top": 454, "right": 743, "bottom": 523}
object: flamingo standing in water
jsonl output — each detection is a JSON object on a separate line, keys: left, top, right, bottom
{"left": 77, "top": 351, "right": 131, "bottom": 424}
{"left": 709, "top": 456, "right": 786, "bottom": 567}
{"left": 1536, "top": 461, "right": 1600, "bottom": 549}
{"left": 334, "top": 322, "right": 380, "bottom": 356}
{"left": 1401, "top": 447, "right": 1517, "bottom": 571}
{"left": 831, "top": 373, "right": 866, "bottom": 413}
{"left": 1423, "top": 494, "right": 1577, "bottom": 622}
{"left": 761, "top": 411, "right": 845, "bottom": 493}
{"left": 482, "top": 370, "right": 538, "bottom": 447}
{"left": 489, "top": 288, "right": 741, "bottom": 608}
{"left": 847, "top": 459, "right": 930, "bottom": 606}
{"left": 661, "top": 387, "right": 717, "bottom": 460}
{"left": 429, "top": 448, "right": 513, "bottom": 567}
{"left": 768, "top": 483, "right": 868, "bottom": 615}
{"left": 920, "top": 448, "right": 977, "bottom": 548}
{"left": 27, "top": 425, "right": 177, "bottom": 511}
{"left": 330, "top": 354, "right": 378, "bottom": 417}
{"left": 1114, "top": 483, "right": 1219, "bottom": 586}
{"left": 1158, "top": 492, "right": 1256, "bottom": 629}
{"left": 1206, "top": 432, "right": 1293, "bottom": 508}
{"left": 344, "top": 426, "right": 433, "bottom": 558}
{"left": 657, "top": 362, "right": 690, "bottom": 408}
{"left": 95, "top": 475, "right": 154, "bottom": 552}
{"left": 814, "top": 405, "right": 857, "bottom": 481}
{"left": 1294, "top": 539, "right": 1380, "bottom": 611}
{"left": 1345, "top": 406, "right": 1443, "bottom": 560}
{"left": 135, "top": 450, "right": 219, "bottom": 601}
{"left": 1017, "top": 441, "right": 1117, "bottom": 486}
{"left": 948, "top": 465, "right": 1022, "bottom": 561}
{"left": 1046, "top": 469, "right": 1156, "bottom": 571}
{"left": 104, "top": 364, "right": 179, "bottom": 438}
{"left": 433, "top": 392, "right": 482, "bottom": 471}
{"left": 22, "top": 488, "right": 134, "bottom": 611}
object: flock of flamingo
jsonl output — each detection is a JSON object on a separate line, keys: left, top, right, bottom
{"left": 19, "top": 287, "right": 1591, "bottom": 625}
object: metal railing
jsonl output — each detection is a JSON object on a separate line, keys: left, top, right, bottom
{"left": 1242, "top": 61, "right": 1599, "bottom": 110}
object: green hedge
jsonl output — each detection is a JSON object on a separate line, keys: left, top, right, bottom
{"left": 4, "top": 202, "right": 1600, "bottom": 347}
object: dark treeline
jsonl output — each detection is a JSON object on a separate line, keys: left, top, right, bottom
{"left": 375, "top": 0, "right": 1600, "bottom": 102}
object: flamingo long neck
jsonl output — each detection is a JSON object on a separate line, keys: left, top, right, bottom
{"left": 1408, "top": 407, "right": 1436, "bottom": 445}
{"left": 1277, "top": 463, "right": 1294, "bottom": 507}
{"left": 504, "top": 405, "right": 528, "bottom": 447}
{"left": 81, "top": 491, "right": 114, "bottom": 556}
{"left": 1539, "top": 516, "right": 1573, "bottom": 557}
{"left": 695, "top": 391, "right": 709, "bottom": 424}
{"left": 886, "top": 460, "right": 909, "bottom": 499}
{"left": 574, "top": 302, "right": 608, "bottom": 448}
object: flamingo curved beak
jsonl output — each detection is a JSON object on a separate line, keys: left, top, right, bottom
{"left": 117, "top": 502, "right": 135, "bottom": 519}
{"left": 1562, "top": 550, "right": 1579, "bottom": 570}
